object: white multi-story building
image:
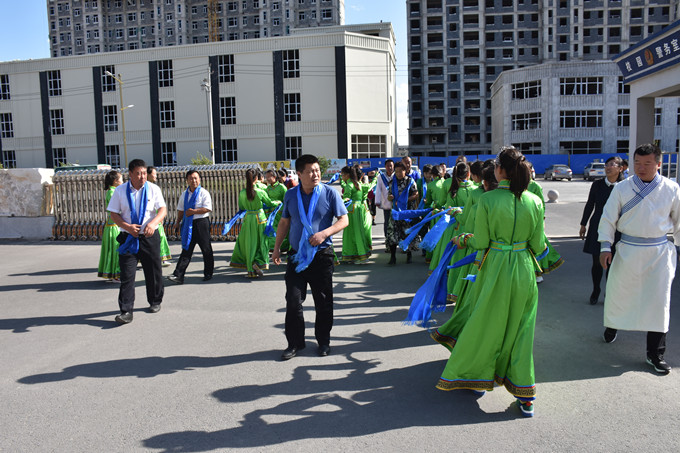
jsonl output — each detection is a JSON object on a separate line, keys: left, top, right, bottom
{"left": 0, "top": 23, "right": 397, "bottom": 168}
{"left": 490, "top": 60, "right": 680, "bottom": 155}
{"left": 407, "top": 0, "right": 680, "bottom": 157}
{"left": 47, "top": 0, "right": 345, "bottom": 57}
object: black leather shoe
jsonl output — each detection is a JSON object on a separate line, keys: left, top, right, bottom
{"left": 388, "top": 256, "right": 396, "bottom": 265}
{"left": 318, "top": 345, "right": 331, "bottom": 357}
{"left": 589, "top": 289, "right": 600, "bottom": 305}
{"left": 149, "top": 304, "right": 161, "bottom": 313}
{"left": 281, "top": 346, "right": 305, "bottom": 361}
{"left": 647, "top": 355, "right": 671, "bottom": 375}
{"left": 203, "top": 275, "right": 213, "bottom": 281}
{"left": 603, "top": 328, "right": 618, "bottom": 343}
{"left": 115, "top": 312, "right": 133, "bottom": 325}
{"left": 167, "top": 275, "right": 183, "bottom": 284}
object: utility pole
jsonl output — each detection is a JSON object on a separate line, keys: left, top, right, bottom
{"left": 201, "top": 65, "right": 215, "bottom": 164}
{"left": 105, "top": 71, "right": 134, "bottom": 167}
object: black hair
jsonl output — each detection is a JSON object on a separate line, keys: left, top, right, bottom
{"left": 146, "top": 166, "right": 156, "bottom": 174}
{"left": 622, "top": 159, "right": 629, "bottom": 167}
{"left": 245, "top": 169, "right": 256, "bottom": 201}
{"left": 277, "top": 169, "right": 287, "bottom": 180}
{"left": 185, "top": 169, "right": 199, "bottom": 180}
{"left": 385, "top": 159, "right": 394, "bottom": 165}
{"left": 128, "top": 159, "right": 146, "bottom": 172}
{"left": 295, "top": 154, "right": 319, "bottom": 172}
{"left": 422, "top": 164, "right": 433, "bottom": 175}
{"left": 481, "top": 163, "right": 498, "bottom": 191}
{"left": 497, "top": 146, "right": 531, "bottom": 199}
{"left": 469, "top": 160, "right": 484, "bottom": 178}
{"left": 633, "top": 143, "right": 662, "bottom": 163}
{"left": 394, "top": 161, "right": 406, "bottom": 171}
{"left": 341, "top": 165, "right": 361, "bottom": 190}
{"left": 429, "top": 164, "right": 441, "bottom": 179}
{"left": 104, "top": 170, "right": 121, "bottom": 190}
{"left": 605, "top": 156, "right": 625, "bottom": 182}
{"left": 448, "top": 161, "right": 470, "bottom": 198}
{"left": 265, "top": 169, "right": 278, "bottom": 182}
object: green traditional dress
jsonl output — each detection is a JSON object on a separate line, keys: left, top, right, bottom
{"left": 230, "top": 187, "right": 279, "bottom": 277}
{"left": 340, "top": 179, "right": 373, "bottom": 263}
{"left": 433, "top": 180, "right": 545, "bottom": 400}
{"left": 428, "top": 180, "right": 478, "bottom": 273}
{"left": 158, "top": 224, "right": 172, "bottom": 263}
{"left": 527, "top": 180, "right": 564, "bottom": 275}
{"left": 97, "top": 187, "right": 120, "bottom": 280}
{"left": 265, "top": 181, "right": 288, "bottom": 251}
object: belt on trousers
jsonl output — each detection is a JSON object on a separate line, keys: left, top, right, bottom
{"left": 620, "top": 233, "right": 668, "bottom": 247}
{"left": 489, "top": 240, "right": 528, "bottom": 252}
{"left": 289, "top": 246, "right": 332, "bottom": 256}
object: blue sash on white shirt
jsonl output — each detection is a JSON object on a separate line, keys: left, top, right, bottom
{"left": 620, "top": 174, "right": 661, "bottom": 217}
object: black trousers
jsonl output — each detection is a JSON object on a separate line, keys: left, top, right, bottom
{"left": 647, "top": 331, "right": 667, "bottom": 357}
{"left": 174, "top": 217, "right": 214, "bottom": 279}
{"left": 284, "top": 247, "right": 335, "bottom": 348}
{"left": 382, "top": 209, "right": 391, "bottom": 239}
{"left": 118, "top": 229, "right": 164, "bottom": 313}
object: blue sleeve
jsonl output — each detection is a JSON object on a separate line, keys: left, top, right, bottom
{"left": 281, "top": 189, "right": 294, "bottom": 219}
{"left": 328, "top": 187, "right": 348, "bottom": 217}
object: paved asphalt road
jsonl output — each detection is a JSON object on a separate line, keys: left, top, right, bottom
{"left": 2, "top": 179, "right": 679, "bottom": 452}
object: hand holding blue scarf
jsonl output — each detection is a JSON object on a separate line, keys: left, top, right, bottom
{"left": 292, "top": 185, "right": 322, "bottom": 273}
{"left": 118, "top": 182, "right": 148, "bottom": 255}
{"left": 180, "top": 186, "right": 201, "bottom": 251}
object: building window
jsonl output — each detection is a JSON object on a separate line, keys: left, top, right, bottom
{"left": 283, "top": 49, "right": 300, "bottom": 78}
{"left": 0, "top": 74, "right": 10, "bottom": 100}
{"left": 511, "top": 112, "right": 541, "bottom": 131}
{"left": 50, "top": 109, "right": 65, "bottom": 135}
{"left": 227, "top": 1, "right": 238, "bottom": 11}
{"left": 47, "top": 70, "right": 62, "bottom": 96}
{"left": 559, "top": 77, "right": 603, "bottom": 95}
{"left": 560, "top": 110, "right": 602, "bottom": 128}
{"left": 221, "top": 139, "right": 238, "bottom": 162}
{"left": 218, "top": 54, "right": 235, "bottom": 83}
{"left": 1, "top": 150, "right": 16, "bottom": 168}
{"left": 351, "top": 135, "right": 387, "bottom": 158}
{"left": 160, "top": 101, "right": 175, "bottom": 128}
{"left": 618, "top": 77, "right": 630, "bottom": 94}
{"left": 158, "top": 60, "right": 173, "bottom": 87}
{"left": 617, "top": 140, "right": 629, "bottom": 154}
{"left": 617, "top": 109, "right": 630, "bottom": 127}
{"left": 220, "top": 97, "right": 236, "bottom": 125}
{"left": 105, "top": 145, "right": 121, "bottom": 167}
{"left": 511, "top": 80, "right": 541, "bottom": 100}
{"left": 560, "top": 141, "right": 602, "bottom": 154}
{"left": 52, "top": 147, "right": 67, "bottom": 167}
{"left": 161, "top": 142, "right": 177, "bottom": 166}
{"left": 655, "top": 108, "right": 662, "bottom": 126}
{"left": 285, "top": 136, "right": 302, "bottom": 160}
{"left": 284, "top": 93, "right": 301, "bottom": 122}
{"left": 321, "top": 8, "right": 332, "bottom": 20}
{"left": 103, "top": 105, "right": 118, "bottom": 132}
{"left": 0, "top": 112, "right": 13, "bottom": 138}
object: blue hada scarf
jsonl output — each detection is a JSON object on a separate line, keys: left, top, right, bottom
{"left": 292, "top": 184, "right": 322, "bottom": 273}
{"left": 118, "top": 181, "right": 148, "bottom": 255}
{"left": 180, "top": 186, "right": 201, "bottom": 250}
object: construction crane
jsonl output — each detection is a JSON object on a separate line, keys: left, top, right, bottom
{"left": 208, "top": 0, "right": 220, "bottom": 42}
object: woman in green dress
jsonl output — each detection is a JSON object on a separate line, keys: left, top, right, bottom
{"left": 340, "top": 165, "right": 374, "bottom": 264}
{"left": 434, "top": 146, "right": 546, "bottom": 418}
{"left": 147, "top": 166, "right": 172, "bottom": 265}
{"left": 98, "top": 170, "right": 122, "bottom": 281}
{"left": 264, "top": 169, "right": 288, "bottom": 252}
{"left": 428, "top": 162, "right": 477, "bottom": 274}
{"left": 230, "top": 169, "right": 280, "bottom": 278}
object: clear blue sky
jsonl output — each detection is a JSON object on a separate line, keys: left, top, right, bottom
{"left": 0, "top": 0, "right": 409, "bottom": 142}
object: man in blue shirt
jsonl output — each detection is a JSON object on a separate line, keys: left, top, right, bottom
{"left": 272, "top": 154, "right": 348, "bottom": 360}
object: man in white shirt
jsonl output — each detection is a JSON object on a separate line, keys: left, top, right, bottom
{"left": 374, "top": 159, "right": 394, "bottom": 241}
{"left": 108, "top": 159, "right": 167, "bottom": 325}
{"left": 599, "top": 143, "right": 680, "bottom": 374}
{"left": 168, "top": 170, "right": 214, "bottom": 284}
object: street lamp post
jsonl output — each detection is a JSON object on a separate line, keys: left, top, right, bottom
{"left": 105, "top": 71, "right": 134, "bottom": 167}
{"left": 201, "top": 76, "right": 215, "bottom": 164}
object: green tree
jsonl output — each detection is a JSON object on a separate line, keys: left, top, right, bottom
{"left": 318, "top": 156, "right": 331, "bottom": 175}
{"left": 191, "top": 151, "right": 213, "bottom": 166}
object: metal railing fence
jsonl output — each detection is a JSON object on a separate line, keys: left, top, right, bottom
{"left": 51, "top": 164, "right": 256, "bottom": 241}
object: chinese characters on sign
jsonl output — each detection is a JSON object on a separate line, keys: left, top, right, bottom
{"left": 616, "top": 28, "right": 680, "bottom": 83}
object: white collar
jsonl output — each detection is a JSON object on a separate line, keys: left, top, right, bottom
{"left": 604, "top": 178, "right": 617, "bottom": 187}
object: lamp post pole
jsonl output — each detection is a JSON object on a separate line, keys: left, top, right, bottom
{"left": 201, "top": 74, "right": 215, "bottom": 165}
{"left": 105, "top": 71, "right": 133, "bottom": 168}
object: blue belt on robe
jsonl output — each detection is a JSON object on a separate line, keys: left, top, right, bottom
{"left": 620, "top": 234, "right": 668, "bottom": 247}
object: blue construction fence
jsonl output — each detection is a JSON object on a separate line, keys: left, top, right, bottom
{"left": 346, "top": 153, "right": 676, "bottom": 176}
